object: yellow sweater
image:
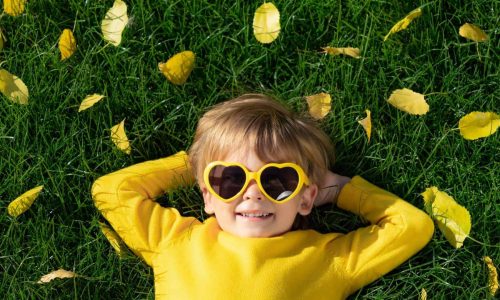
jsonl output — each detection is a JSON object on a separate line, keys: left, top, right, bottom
{"left": 92, "top": 151, "right": 434, "bottom": 300}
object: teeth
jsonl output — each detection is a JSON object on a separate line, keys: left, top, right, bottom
{"left": 240, "top": 213, "right": 271, "bottom": 217}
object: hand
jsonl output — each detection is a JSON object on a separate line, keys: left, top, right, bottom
{"left": 315, "top": 170, "right": 351, "bottom": 207}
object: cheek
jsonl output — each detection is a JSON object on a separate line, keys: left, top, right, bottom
{"left": 276, "top": 200, "right": 301, "bottom": 217}
{"left": 211, "top": 200, "right": 237, "bottom": 217}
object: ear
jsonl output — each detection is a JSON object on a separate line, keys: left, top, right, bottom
{"left": 298, "top": 184, "right": 318, "bottom": 216}
{"left": 201, "top": 186, "right": 215, "bottom": 214}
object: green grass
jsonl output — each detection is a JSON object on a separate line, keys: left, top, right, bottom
{"left": 0, "top": 0, "right": 498, "bottom": 298}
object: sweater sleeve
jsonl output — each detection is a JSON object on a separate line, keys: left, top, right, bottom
{"left": 333, "top": 176, "right": 434, "bottom": 295}
{"left": 91, "top": 151, "right": 199, "bottom": 266}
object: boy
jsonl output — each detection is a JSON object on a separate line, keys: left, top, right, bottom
{"left": 92, "top": 94, "right": 434, "bottom": 299}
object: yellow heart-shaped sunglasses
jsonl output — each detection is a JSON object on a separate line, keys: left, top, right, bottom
{"left": 203, "top": 161, "right": 310, "bottom": 204}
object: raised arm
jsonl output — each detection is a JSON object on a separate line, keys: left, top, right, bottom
{"left": 330, "top": 176, "right": 434, "bottom": 295}
{"left": 91, "top": 151, "right": 198, "bottom": 266}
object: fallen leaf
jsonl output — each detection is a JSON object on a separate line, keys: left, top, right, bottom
{"left": 420, "top": 288, "right": 427, "bottom": 300}
{"left": 459, "top": 23, "right": 488, "bottom": 42}
{"left": 99, "top": 222, "right": 126, "bottom": 257}
{"left": 305, "top": 93, "right": 331, "bottom": 120}
{"left": 421, "top": 187, "right": 471, "bottom": 248}
{"left": 0, "top": 69, "right": 29, "bottom": 104}
{"left": 0, "top": 28, "right": 7, "bottom": 51}
{"left": 37, "top": 269, "right": 77, "bottom": 284}
{"left": 253, "top": 2, "right": 280, "bottom": 44}
{"left": 7, "top": 185, "right": 44, "bottom": 217}
{"left": 4, "top": 0, "right": 26, "bottom": 16}
{"left": 58, "top": 29, "right": 77, "bottom": 60}
{"left": 158, "top": 51, "right": 195, "bottom": 85}
{"left": 458, "top": 111, "right": 499, "bottom": 140}
{"left": 111, "top": 119, "right": 131, "bottom": 154}
{"left": 101, "top": 0, "right": 128, "bottom": 46}
{"left": 78, "top": 94, "right": 105, "bottom": 112}
{"left": 384, "top": 7, "right": 422, "bottom": 41}
{"left": 483, "top": 256, "right": 499, "bottom": 296}
{"left": 387, "top": 88, "right": 429, "bottom": 115}
{"left": 358, "top": 110, "right": 371, "bottom": 142}
{"left": 321, "top": 46, "right": 360, "bottom": 58}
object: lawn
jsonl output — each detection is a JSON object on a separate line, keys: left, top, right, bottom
{"left": 0, "top": 0, "right": 498, "bottom": 299}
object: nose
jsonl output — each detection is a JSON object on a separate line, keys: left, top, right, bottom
{"left": 242, "top": 180, "right": 263, "bottom": 201}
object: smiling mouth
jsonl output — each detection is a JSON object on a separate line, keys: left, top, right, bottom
{"left": 236, "top": 213, "right": 273, "bottom": 218}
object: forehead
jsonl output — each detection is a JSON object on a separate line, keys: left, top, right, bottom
{"left": 216, "top": 146, "right": 298, "bottom": 170}
{"left": 219, "top": 147, "right": 265, "bottom": 171}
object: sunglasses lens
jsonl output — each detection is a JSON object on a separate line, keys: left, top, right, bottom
{"left": 261, "top": 167, "right": 299, "bottom": 201}
{"left": 208, "top": 165, "right": 246, "bottom": 200}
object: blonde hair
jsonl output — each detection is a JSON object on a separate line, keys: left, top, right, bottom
{"left": 188, "top": 94, "right": 334, "bottom": 186}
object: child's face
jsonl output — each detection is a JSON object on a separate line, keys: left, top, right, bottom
{"left": 201, "top": 148, "right": 318, "bottom": 238}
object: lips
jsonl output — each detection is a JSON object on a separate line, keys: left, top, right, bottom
{"left": 238, "top": 212, "right": 272, "bottom": 217}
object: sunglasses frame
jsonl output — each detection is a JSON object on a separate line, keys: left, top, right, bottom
{"left": 203, "top": 161, "right": 310, "bottom": 204}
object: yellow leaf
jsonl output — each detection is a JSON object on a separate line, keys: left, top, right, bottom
{"left": 419, "top": 288, "right": 427, "bottom": 300}
{"left": 99, "top": 222, "right": 126, "bottom": 257}
{"left": 3, "top": 0, "right": 26, "bottom": 16}
{"left": 37, "top": 269, "right": 77, "bottom": 284}
{"left": 7, "top": 185, "right": 44, "bottom": 217}
{"left": 58, "top": 29, "right": 77, "bottom": 60}
{"left": 421, "top": 187, "right": 471, "bottom": 248}
{"left": 358, "top": 109, "right": 371, "bottom": 142}
{"left": 387, "top": 88, "right": 429, "bottom": 115}
{"left": 0, "top": 28, "right": 7, "bottom": 51}
{"left": 458, "top": 111, "right": 499, "bottom": 140}
{"left": 459, "top": 23, "right": 488, "bottom": 42}
{"left": 78, "top": 94, "right": 105, "bottom": 112}
{"left": 101, "top": 0, "right": 128, "bottom": 46}
{"left": 305, "top": 93, "right": 331, "bottom": 120}
{"left": 111, "top": 119, "right": 131, "bottom": 154}
{"left": 384, "top": 7, "right": 422, "bottom": 41}
{"left": 158, "top": 51, "right": 195, "bottom": 85}
{"left": 253, "top": 2, "right": 280, "bottom": 44}
{"left": 321, "top": 46, "right": 360, "bottom": 58}
{"left": 483, "top": 256, "right": 499, "bottom": 296}
{"left": 0, "top": 69, "right": 29, "bottom": 104}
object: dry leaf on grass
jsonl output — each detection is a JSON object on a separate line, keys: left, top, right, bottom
{"left": 419, "top": 288, "right": 427, "bottom": 300}
{"left": 483, "top": 256, "right": 498, "bottom": 296}
{"left": 459, "top": 23, "right": 488, "bottom": 42}
{"left": 458, "top": 111, "right": 499, "bottom": 140}
{"left": 421, "top": 187, "right": 471, "bottom": 248}
{"left": 0, "top": 69, "right": 29, "bottom": 104}
{"left": 253, "top": 2, "right": 280, "bottom": 44}
{"left": 59, "top": 29, "right": 77, "bottom": 60}
{"left": 79, "top": 94, "right": 105, "bottom": 112}
{"left": 358, "top": 110, "right": 371, "bottom": 142}
{"left": 111, "top": 119, "right": 131, "bottom": 154}
{"left": 321, "top": 47, "right": 360, "bottom": 58}
{"left": 387, "top": 88, "right": 429, "bottom": 115}
{"left": 384, "top": 7, "right": 422, "bottom": 41}
{"left": 7, "top": 186, "right": 43, "bottom": 217}
{"left": 101, "top": 0, "right": 128, "bottom": 46}
{"left": 37, "top": 269, "right": 77, "bottom": 284}
{"left": 4, "top": 0, "right": 26, "bottom": 16}
{"left": 305, "top": 93, "right": 331, "bottom": 120}
{"left": 158, "top": 51, "right": 195, "bottom": 85}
